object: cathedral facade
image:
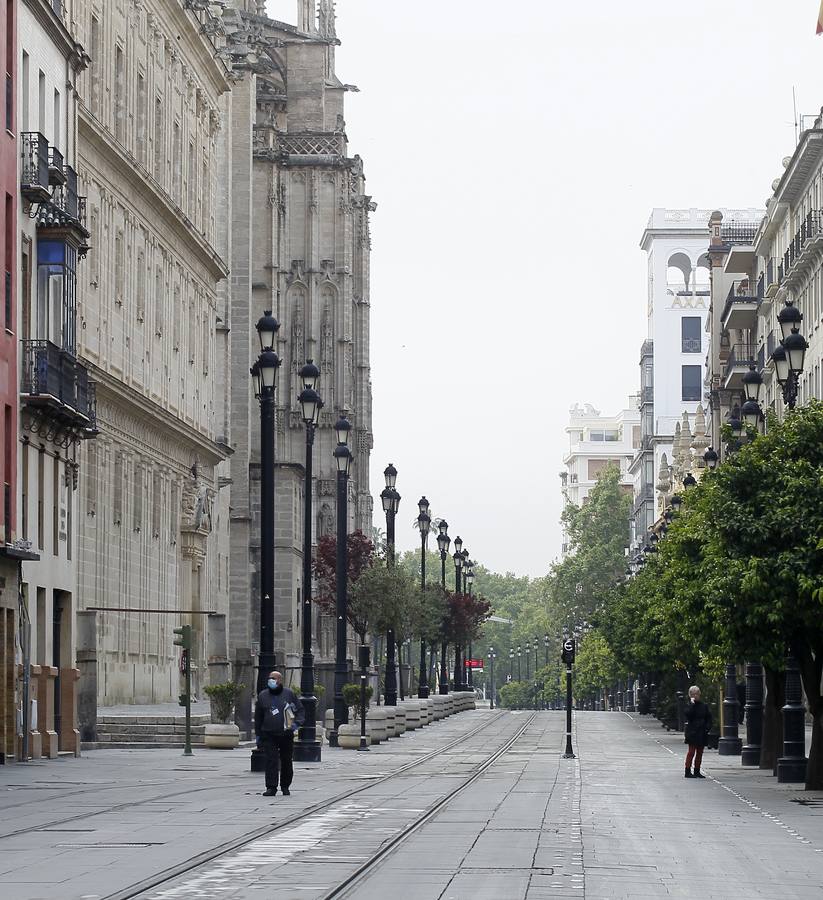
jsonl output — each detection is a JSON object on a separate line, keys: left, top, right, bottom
{"left": 224, "top": 1, "right": 374, "bottom": 711}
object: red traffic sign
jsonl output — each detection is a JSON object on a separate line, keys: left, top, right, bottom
{"left": 465, "top": 658, "right": 484, "bottom": 669}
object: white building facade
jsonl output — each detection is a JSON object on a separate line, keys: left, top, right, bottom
{"left": 561, "top": 400, "right": 639, "bottom": 554}
{"left": 634, "top": 208, "right": 761, "bottom": 535}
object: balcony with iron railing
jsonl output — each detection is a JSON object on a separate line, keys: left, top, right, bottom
{"left": 780, "top": 210, "right": 823, "bottom": 288}
{"left": 719, "top": 221, "right": 760, "bottom": 246}
{"left": 48, "top": 146, "right": 66, "bottom": 186}
{"left": 723, "top": 342, "right": 755, "bottom": 391}
{"left": 21, "top": 132, "right": 51, "bottom": 203}
{"left": 19, "top": 340, "right": 97, "bottom": 436}
{"left": 721, "top": 279, "right": 758, "bottom": 332}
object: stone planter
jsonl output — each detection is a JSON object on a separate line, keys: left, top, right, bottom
{"left": 366, "top": 708, "right": 387, "bottom": 743}
{"left": 404, "top": 701, "right": 422, "bottom": 730}
{"left": 384, "top": 706, "right": 397, "bottom": 737}
{"left": 204, "top": 723, "right": 240, "bottom": 749}
{"left": 393, "top": 705, "right": 407, "bottom": 735}
{"left": 432, "top": 695, "right": 447, "bottom": 720}
{"left": 426, "top": 698, "right": 435, "bottom": 723}
{"left": 338, "top": 722, "right": 370, "bottom": 749}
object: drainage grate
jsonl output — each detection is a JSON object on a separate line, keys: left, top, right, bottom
{"left": 56, "top": 841, "right": 166, "bottom": 849}
{"left": 791, "top": 797, "right": 823, "bottom": 807}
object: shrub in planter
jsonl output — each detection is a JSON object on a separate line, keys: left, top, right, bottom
{"left": 342, "top": 683, "right": 373, "bottom": 719}
{"left": 204, "top": 682, "right": 245, "bottom": 725}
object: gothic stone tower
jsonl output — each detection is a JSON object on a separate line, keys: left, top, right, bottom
{"left": 225, "top": 1, "right": 374, "bottom": 708}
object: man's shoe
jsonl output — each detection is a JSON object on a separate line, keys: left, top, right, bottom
{"left": 684, "top": 768, "right": 693, "bottom": 778}
{"left": 281, "top": 787, "right": 291, "bottom": 796}
{"left": 262, "top": 788, "right": 277, "bottom": 796}
{"left": 693, "top": 770, "right": 706, "bottom": 779}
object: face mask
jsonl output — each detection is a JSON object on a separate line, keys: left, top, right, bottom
{"left": 267, "top": 679, "right": 278, "bottom": 690}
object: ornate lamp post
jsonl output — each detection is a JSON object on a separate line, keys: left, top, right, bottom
{"left": 771, "top": 300, "right": 809, "bottom": 782}
{"left": 417, "top": 497, "right": 431, "bottom": 699}
{"left": 381, "top": 465, "right": 401, "bottom": 706}
{"left": 293, "top": 360, "right": 322, "bottom": 763}
{"left": 544, "top": 633, "right": 550, "bottom": 667}
{"left": 517, "top": 645, "right": 522, "bottom": 681}
{"left": 488, "top": 646, "right": 496, "bottom": 709}
{"left": 248, "top": 311, "right": 281, "bottom": 772}
{"left": 436, "top": 520, "right": 451, "bottom": 694}
{"left": 329, "top": 416, "right": 353, "bottom": 748}
{"left": 508, "top": 647, "right": 514, "bottom": 683}
{"left": 465, "top": 557, "right": 475, "bottom": 690}
{"left": 452, "top": 539, "right": 464, "bottom": 689}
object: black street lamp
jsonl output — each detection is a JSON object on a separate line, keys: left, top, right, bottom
{"left": 544, "top": 633, "right": 550, "bottom": 668}
{"left": 452, "top": 541, "right": 464, "bottom": 690}
{"left": 465, "top": 557, "right": 475, "bottom": 690}
{"left": 533, "top": 637, "right": 539, "bottom": 676}
{"left": 509, "top": 647, "right": 514, "bottom": 683}
{"left": 488, "top": 646, "right": 496, "bottom": 709}
{"left": 249, "top": 312, "right": 282, "bottom": 770}
{"left": 517, "top": 645, "right": 522, "bottom": 681}
{"left": 703, "top": 447, "right": 718, "bottom": 470}
{"left": 436, "top": 520, "right": 451, "bottom": 695}
{"left": 772, "top": 300, "right": 808, "bottom": 411}
{"left": 381, "top": 464, "right": 401, "bottom": 706}
{"left": 417, "top": 497, "right": 431, "bottom": 699}
{"left": 293, "top": 360, "right": 322, "bottom": 763}
{"left": 329, "top": 416, "right": 353, "bottom": 748}
{"left": 252, "top": 311, "right": 281, "bottom": 704}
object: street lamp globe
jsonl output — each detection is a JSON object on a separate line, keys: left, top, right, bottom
{"left": 335, "top": 416, "right": 352, "bottom": 446}
{"left": 454, "top": 549, "right": 464, "bottom": 570}
{"left": 298, "top": 387, "right": 321, "bottom": 425}
{"left": 683, "top": 472, "right": 697, "bottom": 488}
{"left": 437, "top": 531, "right": 450, "bottom": 554}
{"left": 741, "top": 398, "right": 762, "bottom": 430}
{"left": 466, "top": 566, "right": 475, "bottom": 586}
{"left": 772, "top": 344, "right": 790, "bottom": 386}
{"left": 333, "top": 443, "right": 353, "bottom": 476}
{"left": 383, "top": 463, "right": 397, "bottom": 490}
{"left": 703, "top": 447, "right": 718, "bottom": 470}
{"left": 250, "top": 361, "right": 262, "bottom": 399}
{"left": 380, "top": 488, "right": 392, "bottom": 514}
{"left": 255, "top": 310, "right": 280, "bottom": 351}
{"left": 437, "top": 518, "right": 449, "bottom": 537}
{"left": 742, "top": 365, "right": 763, "bottom": 403}
{"left": 389, "top": 488, "right": 401, "bottom": 515}
{"left": 728, "top": 408, "right": 744, "bottom": 438}
{"left": 671, "top": 493, "right": 682, "bottom": 513}
{"left": 299, "top": 359, "right": 320, "bottom": 391}
{"left": 418, "top": 496, "right": 430, "bottom": 517}
{"left": 778, "top": 300, "right": 802, "bottom": 342}
{"left": 453, "top": 535, "right": 463, "bottom": 556}
{"left": 418, "top": 511, "right": 431, "bottom": 537}
{"left": 258, "top": 348, "right": 280, "bottom": 390}
{"left": 784, "top": 329, "right": 808, "bottom": 375}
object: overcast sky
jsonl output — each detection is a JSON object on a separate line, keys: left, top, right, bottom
{"left": 267, "top": 0, "right": 823, "bottom": 578}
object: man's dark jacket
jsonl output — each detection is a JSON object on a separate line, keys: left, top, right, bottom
{"left": 684, "top": 699, "right": 712, "bottom": 747}
{"left": 254, "top": 685, "right": 305, "bottom": 738}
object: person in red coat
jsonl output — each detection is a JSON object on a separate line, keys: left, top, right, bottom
{"left": 684, "top": 685, "right": 712, "bottom": 779}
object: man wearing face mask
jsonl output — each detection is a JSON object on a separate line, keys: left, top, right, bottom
{"left": 254, "top": 670, "right": 305, "bottom": 796}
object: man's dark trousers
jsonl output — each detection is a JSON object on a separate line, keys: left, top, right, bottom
{"left": 261, "top": 733, "right": 294, "bottom": 791}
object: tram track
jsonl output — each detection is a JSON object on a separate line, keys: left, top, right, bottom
{"left": 320, "top": 712, "right": 537, "bottom": 900}
{"left": 99, "top": 708, "right": 510, "bottom": 900}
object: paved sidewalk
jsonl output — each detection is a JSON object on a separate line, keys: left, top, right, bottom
{"left": 3, "top": 709, "right": 823, "bottom": 900}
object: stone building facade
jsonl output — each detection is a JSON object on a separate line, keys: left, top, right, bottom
{"left": 69, "top": 0, "right": 232, "bottom": 704}
{"left": 223, "top": 0, "right": 374, "bottom": 709}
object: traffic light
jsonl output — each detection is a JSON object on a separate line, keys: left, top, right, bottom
{"left": 173, "top": 624, "right": 192, "bottom": 651}
{"left": 561, "top": 638, "right": 576, "bottom": 665}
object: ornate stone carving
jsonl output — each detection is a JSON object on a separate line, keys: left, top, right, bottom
{"left": 286, "top": 260, "right": 306, "bottom": 286}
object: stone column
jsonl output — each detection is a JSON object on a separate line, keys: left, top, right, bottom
{"left": 59, "top": 668, "right": 81, "bottom": 756}
{"left": 27, "top": 664, "right": 42, "bottom": 759}
{"left": 37, "top": 665, "right": 58, "bottom": 758}
{"left": 76, "top": 611, "right": 97, "bottom": 743}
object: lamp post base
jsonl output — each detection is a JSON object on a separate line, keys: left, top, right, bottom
{"left": 777, "top": 756, "right": 807, "bottom": 784}
{"left": 718, "top": 737, "right": 742, "bottom": 755}
{"left": 327, "top": 730, "right": 339, "bottom": 748}
{"left": 293, "top": 739, "right": 322, "bottom": 763}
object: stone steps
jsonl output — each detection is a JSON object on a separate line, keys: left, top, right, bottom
{"left": 90, "top": 713, "right": 213, "bottom": 750}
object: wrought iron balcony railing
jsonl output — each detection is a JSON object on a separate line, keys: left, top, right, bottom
{"left": 20, "top": 340, "right": 97, "bottom": 433}
{"left": 21, "top": 132, "right": 51, "bottom": 203}
{"left": 725, "top": 343, "right": 755, "bottom": 374}
{"left": 48, "top": 146, "right": 66, "bottom": 185}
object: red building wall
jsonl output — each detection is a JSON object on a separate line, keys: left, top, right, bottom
{"left": 0, "top": 0, "right": 16, "bottom": 546}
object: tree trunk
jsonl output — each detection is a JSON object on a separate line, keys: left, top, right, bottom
{"left": 761, "top": 667, "right": 784, "bottom": 773}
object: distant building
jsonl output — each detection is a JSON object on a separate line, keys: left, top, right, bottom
{"left": 561, "top": 399, "right": 639, "bottom": 555}
{"left": 633, "top": 208, "right": 761, "bottom": 539}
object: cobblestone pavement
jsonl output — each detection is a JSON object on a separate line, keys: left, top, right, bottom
{"left": 1, "top": 709, "right": 823, "bottom": 900}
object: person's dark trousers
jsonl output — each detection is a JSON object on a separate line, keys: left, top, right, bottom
{"left": 261, "top": 733, "right": 295, "bottom": 791}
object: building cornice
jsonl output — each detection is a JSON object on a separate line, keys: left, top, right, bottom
{"left": 22, "top": 0, "right": 88, "bottom": 72}
{"left": 87, "top": 364, "right": 230, "bottom": 468}
{"left": 78, "top": 111, "right": 229, "bottom": 282}
{"left": 164, "top": 2, "right": 232, "bottom": 97}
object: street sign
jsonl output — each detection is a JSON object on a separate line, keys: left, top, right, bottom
{"left": 561, "top": 638, "right": 575, "bottom": 665}
{"left": 465, "top": 658, "right": 484, "bottom": 669}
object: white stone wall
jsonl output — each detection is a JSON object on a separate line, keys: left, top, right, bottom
{"left": 69, "top": 0, "right": 232, "bottom": 703}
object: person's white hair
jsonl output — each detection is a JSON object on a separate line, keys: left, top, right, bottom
{"left": 688, "top": 685, "right": 701, "bottom": 698}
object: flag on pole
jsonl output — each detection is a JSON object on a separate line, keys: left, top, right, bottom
{"left": 818, "top": 0, "right": 823, "bottom": 34}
